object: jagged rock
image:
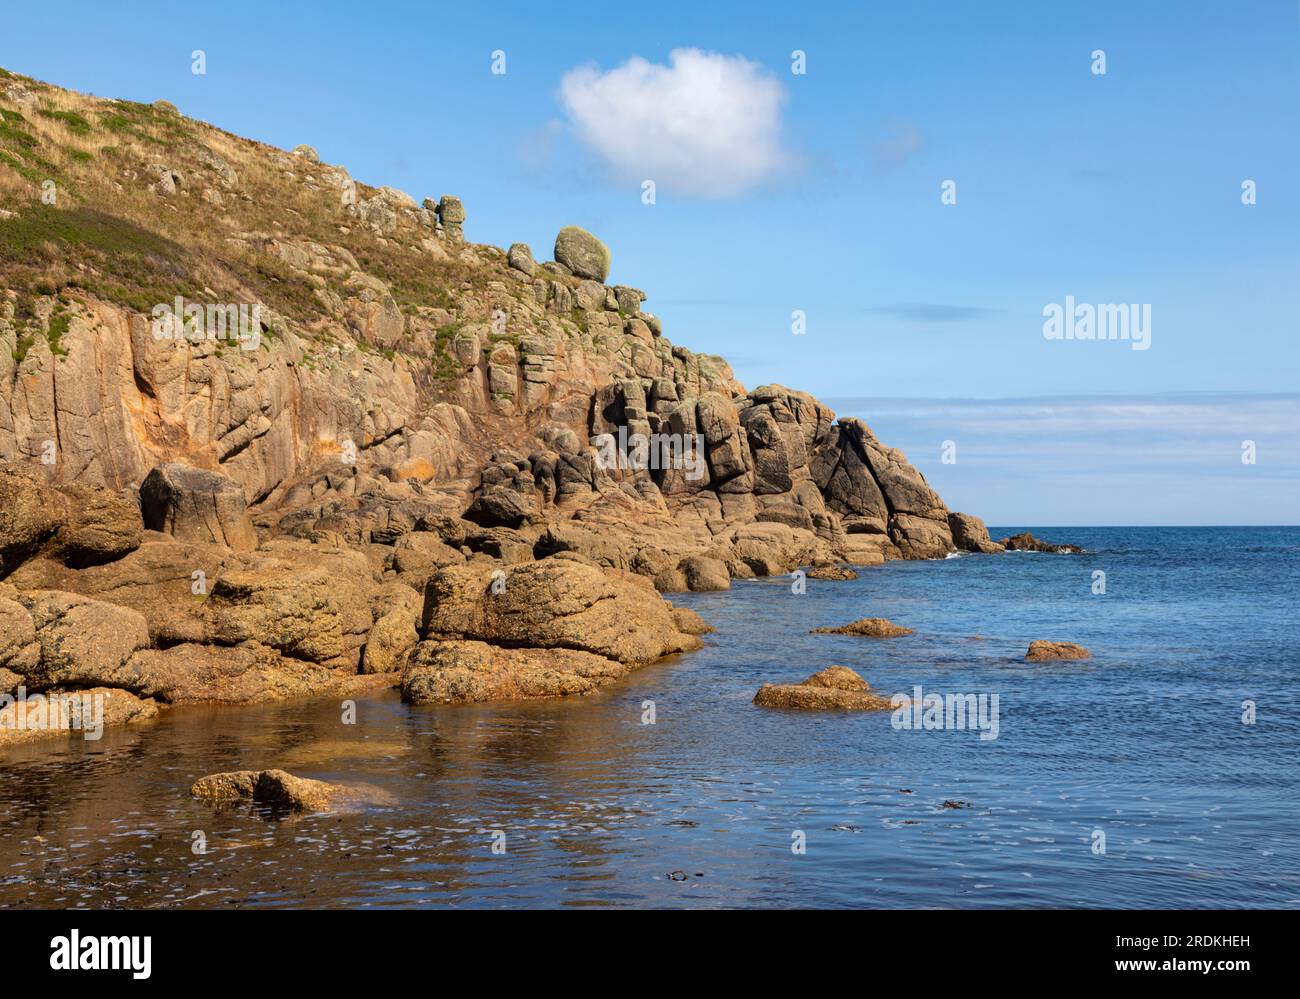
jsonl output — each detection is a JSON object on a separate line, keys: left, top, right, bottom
{"left": 139, "top": 464, "right": 257, "bottom": 551}
{"left": 0, "top": 595, "right": 39, "bottom": 674}
{"left": 124, "top": 641, "right": 390, "bottom": 704}
{"left": 0, "top": 468, "right": 140, "bottom": 573}
{"left": 948, "top": 512, "right": 1004, "bottom": 553}
{"left": 812, "top": 617, "right": 913, "bottom": 638}
{"left": 191, "top": 769, "right": 338, "bottom": 812}
{"left": 463, "top": 487, "right": 537, "bottom": 529}
{"left": 753, "top": 666, "right": 893, "bottom": 711}
{"left": 437, "top": 196, "right": 465, "bottom": 241}
{"left": 204, "top": 560, "right": 372, "bottom": 670}
{"left": 391, "top": 531, "right": 465, "bottom": 589}
{"left": 293, "top": 144, "right": 320, "bottom": 162}
{"left": 1025, "top": 640, "right": 1091, "bottom": 661}
{"left": 554, "top": 226, "right": 611, "bottom": 281}
{"left": 152, "top": 164, "right": 183, "bottom": 195}
{"left": 998, "top": 532, "right": 1082, "bottom": 554}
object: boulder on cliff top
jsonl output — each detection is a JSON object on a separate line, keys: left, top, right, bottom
{"left": 753, "top": 666, "right": 893, "bottom": 711}
{"left": 554, "top": 226, "right": 611, "bottom": 281}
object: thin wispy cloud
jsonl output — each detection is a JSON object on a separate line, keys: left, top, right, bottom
{"left": 869, "top": 121, "right": 925, "bottom": 169}
{"left": 557, "top": 48, "right": 794, "bottom": 197}
{"left": 866, "top": 303, "right": 1002, "bottom": 324}
{"left": 820, "top": 393, "right": 1300, "bottom": 524}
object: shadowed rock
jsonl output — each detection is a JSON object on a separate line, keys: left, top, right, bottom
{"left": 140, "top": 463, "right": 257, "bottom": 551}
{"left": 998, "top": 532, "right": 1082, "bottom": 554}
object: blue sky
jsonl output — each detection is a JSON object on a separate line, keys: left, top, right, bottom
{"left": 3, "top": 0, "right": 1297, "bottom": 523}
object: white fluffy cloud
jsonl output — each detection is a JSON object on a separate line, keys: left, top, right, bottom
{"left": 558, "top": 48, "right": 792, "bottom": 198}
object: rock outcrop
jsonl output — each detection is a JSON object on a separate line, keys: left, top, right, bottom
{"left": 0, "top": 67, "right": 1017, "bottom": 731}
{"left": 403, "top": 559, "right": 702, "bottom": 703}
{"left": 948, "top": 512, "right": 1004, "bottom": 554}
{"left": 1025, "top": 640, "right": 1091, "bottom": 661}
{"left": 999, "top": 533, "right": 1082, "bottom": 554}
{"left": 753, "top": 666, "right": 893, "bottom": 711}
{"left": 812, "top": 617, "right": 914, "bottom": 638}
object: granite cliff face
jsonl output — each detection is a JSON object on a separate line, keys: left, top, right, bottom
{"left": 0, "top": 68, "right": 987, "bottom": 733}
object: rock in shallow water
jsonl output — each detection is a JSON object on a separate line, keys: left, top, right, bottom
{"left": 997, "top": 532, "right": 1081, "bottom": 554}
{"left": 191, "top": 768, "right": 339, "bottom": 812}
{"left": 753, "top": 666, "right": 893, "bottom": 711}
{"left": 811, "top": 617, "right": 913, "bottom": 638}
{"left": 1025, "top": 640, "right": 1091, "bottom": 661}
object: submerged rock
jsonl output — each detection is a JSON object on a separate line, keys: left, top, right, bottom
{"left": 1025, "top": 640, "right": 1091, "bottom": 661}
{"left": 753, "top": 666, "right": 893, "bottom": 711}
{"left": 191, "top": 768, "right": 339, "bottom": 812}
{"left": 812, "top": 617, "right": 913, "bottom": 638}
{"left": 807, "top": 564, "right": 859, "bottom": 580}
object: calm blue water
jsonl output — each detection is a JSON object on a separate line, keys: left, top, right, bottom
{"left": 1, "top": 526, "right": 1297, "bottom": 908}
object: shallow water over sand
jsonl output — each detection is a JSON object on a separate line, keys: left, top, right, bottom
{"left": 2, "top": 526, "right": 1297, "bottom": 908}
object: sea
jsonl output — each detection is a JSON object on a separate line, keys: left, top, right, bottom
{"left": 1, "top": 526, "right": 1296, "bottom": 908}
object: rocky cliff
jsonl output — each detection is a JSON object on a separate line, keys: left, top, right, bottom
{"left": 0, "top": 68, "right": 1001, "bottom": 733}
